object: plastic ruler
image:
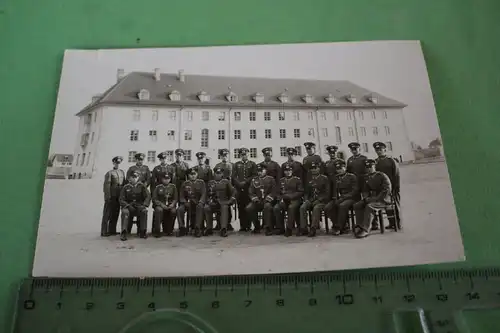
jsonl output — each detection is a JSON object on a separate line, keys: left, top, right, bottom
{"left": 12, "top": 268, "right": 500, "bottom": 332}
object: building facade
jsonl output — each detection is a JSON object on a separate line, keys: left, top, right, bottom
{"left": 71, "top": 70, "right": 411, "bottom": 180}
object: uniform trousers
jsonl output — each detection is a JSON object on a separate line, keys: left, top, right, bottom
{"left": 325, "top": 198, "right": 356, "bottom": 230}
{"left": 204, "top": 202, "right": 231, "bottom": 230}
{"left": 153, "top": 205, "right": 177, "bottom": 235}
{"left": 101, "top": 197, "right": 120, "bottom": 235}
{"left": 237, "top": 188, "right": 251, "bottom": 230}
{"left": 273, "top": 200, "right": 301, "bottom": 230}
{"left": 246, "top": 200, "right": 273, "bottom": 230}
{"left": 300, "top": 201, "right": 325, "bottom": 229}
{"left": 177, "top": 202, "right": 204, "bottom": 229}
{"left": 353, "top": 200, "right": 389, "bottom": 232}
{"left": 121, "top": 205, "right": 148, "bottom": 233}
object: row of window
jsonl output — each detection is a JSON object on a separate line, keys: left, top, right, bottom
{"left": 75, "top": 152, "right": 92, "bottom": 167}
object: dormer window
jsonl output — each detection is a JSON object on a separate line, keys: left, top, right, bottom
{"left": 325, "top": 93, "right": 336, "bottom": 104}
{"left": 253, "top": 93, "right": 265, "bottom": 104}
{"left": 302, "top": 94, "right": 313, "bottom": 104}
{"left": 138, "top": 89, "right": 150, "bottom": 100}
{"left": 345, "top": 94, "right": 357, "bottom": 104}
{"left": 277, "top": 93, "right": 289, "bottom": 103}
{"left": 197, "top": 91, "right": 210, "bottom": 102}
{"left": 226, "top": 91, "right": 238, "bottom": 102}
{"left": 169, "top": 90, "right": 181, "bottom": 101}
{"left": 367, "top": 94, "right": 378, "bottom": 104}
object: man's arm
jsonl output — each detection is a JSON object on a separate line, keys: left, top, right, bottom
{"left": 103, "top": 171, "right": 111, "bottom": 201}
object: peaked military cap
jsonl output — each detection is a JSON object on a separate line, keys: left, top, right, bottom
{"left": 373, "top": 142, "right": 386, "bottom": 149}
{"left": 262, "top": 147, "right": 272, "bottom": 155}
{"left": 286, "top": 147, "right": 297, "bottom": 155}
{"left": 257, "top": 163, "right": 267, "bottom": 171}
{"left": 310, "top": 162, "right": 320, "bottom": 169}
{"left": 334, "top": 159, "right": 346, "bottom": 168}
{"left": 130, "top": 171, "right": 140, "bottom": 177}
{"left": 326, "top": 145, "right": 338, "bottom": 153}
{"left": 348, "top": 142, "right": 360, "bottom": 149}
{"left": 187, "top": 168, "right": 198, "bottom": 175}
{"left": 283, "top": 164, "right": 292, "bottom": 171}
{"left": 219, "top": 148, "right": 229, "bottom": 156}
{"left": 157, "top": 151, "right": 167, "bottom": 159}
{"left": 134, "top": 153, "right": 145, "bottom": 160}
{"left": 214, "top": 166, "right": 224, "bottom": 174}
{"left": 239, "top": 147, "right": 249, "bottom": 154}
{"left": 365, "top": 159, "right": 376, "bottom": 167}
{"left": 304, "top": 142, "right": 316, "bottom": 149}
{"left": 175, "top": 149, "right": 185, "bottom": 156}
{"left": 112, "top": 156, "right": 123, "bottom": 163}
{"left": 196, "top": 152, "right": 206, "bottom": 159}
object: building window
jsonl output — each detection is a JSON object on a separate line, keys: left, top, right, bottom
{"left": 386, "top": 142, "right": 393, "bottom": 151}
{"left": 334, "top": 112, "right": 339, "bottom": 121}
{"left": 293, "top": 112, "right": 299, "bottom": 121}
{"left": 253, "top": 93, "right": 265, "bottom": 103}
{"left": 360, "top": 127, "right": 366, "bottom": 136}
{"left": 335, "top": 127, "right": 342, "bottom": 144}
{"left": 202, "top": 111, "right": 209, "bottom": 121}
{"left": 184, "top": 150, "right": 192, "bottom": 161}
{"left": 308, "top": 112, "right": 314, "bottom": 120}
{"left": 169, "top": 91, "right": 181, "bottom": 101}
{"left": 169, "top": 111, "right": 176, "bottom": 120}
{"left": 308, "top": 128, "right": 315, "bottom": 137}
{"left": 76, "top": 154, "right": 80, "bottom": 166}
{"left": 385, "top": 126, "right": 391, "bottom": 135}
{"left": 264, "top": 112, "right": 271, "bottom": 121}
{"left": 133, "top": 110, "right": 140, "bottom": 121}
{"left": 279, "top": 112, "right": 285, "bottom": 121}
{"left": 93, "top": 112, "right": 97, "bottom": 123}
{"left": 348, "top": 127, "right": 354, "bottom": 136}
{"left": 294, "top": 129, "right": 300, "bottom": 138}
{"left": 128, "top": 151, "right": 136, "bottom": 163}
{"left": 234, "top": 112, "right": 241, "bottom": 121}
{"left": 84, "top": 114, "right": 92, "bottom": 126}
{"left": 149, "top": 130, "right": 157, "bottom": 141}
{"left": 81, "top": 153, "right": 86, "bottom": 166}
{"left": 383, "top": 111, "right": 388, "bottom": 119}
{"left": 233, "top": 148, "right": 240, "bottom": 159}
{"left": 201, "top": 129, "right": 209, "bottom": 148}
{"left": 278, "top": 93, "right": 289, "bottom": 103}
{"left": 91, "top": 132, "right": 95, "bottom": 143}
{"left": 280, "top": 147, "right": 287, "bottom": 157}
{"left": 358, "top": 111, "right": 364, "bottom": 120}
{"left": 234, "top": 129, "right": 241, "bottom": 140}
{"left": 372, "top": 127, "right": 379, "bottom": 136}
{"left": 218, "top": 111, "right": 226, "bottom": 121}
{"left": 320, "top": 112, "right": 326, "bottom": 120}
{"left": 226, "top": 93, "right": 238, "bottom": 102}
{"left": 362, "top": 143, "right": 369, "bottom": 152}
{"left": 197, "top": 91, "right": 210, "bottom": 102}
{"left": 321, "top": 128, "right": 328, "bottom": 137}
{"left": 86, "top": 152, "right": 91, "bottom": 166}
{"left": 187, "top": 111, "right": 193, "bottom": 121}
{"left": 184, "top": 130, "right": 192, "bottom": 141}
{"left": 167, "top": 130, "right": 175, "bottom": 140}
{"left": 147, "top": 151, "right": 156, "bottom": 163}
{"left": 249, "top": 111, "right": 256, "bottom": 121}
{"left": 130, "top": 130, "right": 139, "bottom": 141}
{"left": 250, "top": 129, "right": 256, "bottom": 139}
{"left": 265, "top": 129, "right": 272, "bottom": 139}
{"left": 152, "top": 110, "right": 159, "bottom": 121}
{"left": 249, "top": 148, "right": 257, "bottom": 158}
{"left": 295, "top": 146, "right": 303, "bottom": 156}
{"left": 372, "top": 111, "right": 376, "bottom": 119}
{"left": 138, "top": 89, "right": 150, "bottom": 100}
{"left": 279, "top": 129, "right": 286, "bottom": 139}
{"left": 218, "top": 130, "right": 225, "bottom": 140}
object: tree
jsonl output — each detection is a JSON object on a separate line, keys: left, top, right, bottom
{"left": 428, "top": 138, "right": 442, "bottom": 148}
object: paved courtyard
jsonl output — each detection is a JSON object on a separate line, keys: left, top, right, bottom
{"left": 32, "top": 161, "right": 465, "bottom": 277}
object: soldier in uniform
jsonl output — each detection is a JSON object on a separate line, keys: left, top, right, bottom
{"left": 177, "top": 168, "right": 206, "bottom": 236}
{"left": 300, "top": 162, "right": 330, "bottom": 237}
{"left": 246, "top": 164, "right": 277, "bottom": 235}
{"left": 346, "top": 142, "right": 368, "bottom": 188}
{"left": 374, "top": 142, "right": 401, "bottom": 229}
{"left": 274, "top": 164, "right": 304, "bottom": 237}
{"left": 214, "top": 148, "right": 234, "bottom": 231}
{"left": 126, "top": 153, "right": 152, "bottom": 188}
{"left": 353, "top": 159, "right": 392, "bottom": 238}
{"left": 202, "top": 167, "right": 237, "bottom": 238}
{"left": 193, "top": 152, "right": 213, "bottom": 184}
{"left": 151, "top": 152, "right": 176, "bottom": 192}
{"left": 232, "top": 147, "right": 258, "bottom": 232}
{"left": 119, "top": 171, "right": 151, "bottom": 241}
{"left": 323, "top": 145, "right": 342, "bottom": 191}
{"left": 101, "top": 156, "right": 125, "bottom": 237}
{"left": 152, "top": 172, "right": 178, "bottom": 237}
{"left": 260, "top": 147, "right": 281, "bottom": 183}
{"left": 324, "top": 160, "right": 359, "bottom": 235}
{"left": 170, "top": 148, "right": 190, "bottom": 197}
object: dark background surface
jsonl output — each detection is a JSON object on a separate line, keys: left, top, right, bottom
{"left": 1, "top": 0, "right": 499, "bottom": 331}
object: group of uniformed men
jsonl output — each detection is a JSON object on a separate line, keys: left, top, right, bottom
{"left": 100, "top": 140, "right": 401, "bottom": 241}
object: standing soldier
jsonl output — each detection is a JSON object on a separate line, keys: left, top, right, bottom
{"left": 214, "top": 148, "right": 234, "bottom": 231}
{"left": 101, "top": 156, "right": 125, "bottom": 237}
{"left": 302, "top": 142, "right": 324, "bottom": 183}
{"left": 177, "top": 168, "right": 206, "bottom": 236}
{"left": 170, "top": 149, "right": 190, "bottom": 197}
{"left": 324, "top": 160, "right": 359, "bottom": 235}
{"left": 299, "top": 162, "right": 330, "bottom": 237}
{"left": 353, "top": 159, "right": 392, "bottom": 238}
{"left": 346, "top": 142, "right": 368, "bottom": 189}
{"left": 126, "top": 153, "right": 152, "bottom": 188}
{"left": 323, "top": 145, "right": 342, "bottom": 192}
{"left": 232, "top": 147, "right": 258, "bottom": 232}
{"left": 151, "top": 152, "right": 176, "bottom": 192}
{"left": 152, "top": 173, "right": 178, "bottom": 237}
{"left": 260, "top": 147, "right": 281, "bottom": 183}
{"left": 374, "top": 142, "right": 401, "bottom": 229}
{"left": 274, "top": 164, "right": 304, "bottom": 237}
{"left": 119, "top": 171, "right": 151, "bottom": 241}
{"left": 246, "top": 164, "right": 277, "bottom": 235}
{"left": 193, "top": 152, "right": 213, "bottom": 184}
{"left": 202, "top": 167, "right": 237, "bottom": 238}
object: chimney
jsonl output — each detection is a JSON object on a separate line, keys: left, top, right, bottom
{"left": 154, "top": 68, "right": 161, "bottom": 81}
{"left": 178, "top": 69, "right": 185, "bottom": 82}
{"left": 117, "top": 68, "right": 125, "bottom": 82}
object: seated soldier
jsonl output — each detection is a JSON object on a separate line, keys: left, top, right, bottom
{"left": 119, "top": 171, "right": 151, "bottom": 241}
{"left": 324, "top": 160, "right": 359, "bottom": 236}
{"left": 353, "top": 159, "right": 392, "bottom": 238}
{"left": 152, "top": 172, "right": 178, "bottom": 237}
{"left": 246, "top": 164, "right": 277, "bottom": 234}
{"left": 203, "top": 167, "right": 237, "bottom": 238}
{"left": 177, "top": 168, "right": 206, "bottom": 237}
{"left": 274, "top": 164, "right": 304, "bottom": 237}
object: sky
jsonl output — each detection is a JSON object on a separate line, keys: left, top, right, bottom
{"left": 50, "top": 41, "right": 442, "bottom": 154}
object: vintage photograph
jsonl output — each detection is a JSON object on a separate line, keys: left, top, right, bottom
{"left": 34, "top": 41, "right": 465, "bottom": 277}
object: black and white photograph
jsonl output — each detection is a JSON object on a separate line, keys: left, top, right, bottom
{"left": 33, "top": 41, "right": 465, "bottom": 277}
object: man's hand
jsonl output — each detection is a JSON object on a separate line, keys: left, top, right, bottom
{"left": 229, "top": 197, "right": 236, "bottom": 205}
{"left": 251, "top": 197, "right": 259, "bottom": 203}
{"left": 282, "top": 194, "right": 290, "bottom": 201}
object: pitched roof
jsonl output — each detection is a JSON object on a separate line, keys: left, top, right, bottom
{"left": 51, "top": 154, "right": 74, "bottom": 163}
{"left": 76, "top": 71, "right": 406, "bottom": 116}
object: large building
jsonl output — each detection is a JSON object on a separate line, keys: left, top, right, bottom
{"left": 71, "top": 69, "right": 410, "bottom": 180}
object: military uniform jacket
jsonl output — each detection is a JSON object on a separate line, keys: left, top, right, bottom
{"left": 305, "top": 174, "right": 330, "bottom": 204}
{"left": 362, "top": 171, "right": 392, "bottom": 204}
{"left": 249, "top": 175, "right": 277, "bottom": 202}
{"left": 170, "top": 161, "right": 190, "bottom": 184}
{"left": 179, "top": 179, "right": 206, "bottom": 205}
{"left": 126, "top": 165, "right": 152, "bottom": 187}
{"left": 278, "top": 176, "right": 304, "bottom": 201}
{"left": 193, "top": 164, "right": 213, "bottom": 183}
{"left": 103, "top": 168, "right": 125, "bottom": 200}
{"left": 324, "top": 158, "right": 343, "bottom": 180}
{"left": 207, "top": 179, "right": 236, "bottom": 205}
{"left": 260, "top": 160, "right": 281, "bottom": 183}
{"left": 119, "top": 182, "right": 151, "bottom": 208}
{"left": 346, "top": 154, "right": 368, "bottom": 178}
{"left": 281, "top": 160, "right": 304, "bottom": 179}
{"left": 151, "top": 164, "right": 176, "bottom": 190}
{"left": 375, "top": 156, "right": 400, "bottom": 191}
{"left": 335, "top": 172, "right": 359, "bottom": 200}
{"left": 232, "top": 160, "right": 258, "bottom": 190}
{"left": 152, "top": 183, "right": 178, "bottom": 207}
{"left": 214, "top": 161, "right": 233, "bottom": 180}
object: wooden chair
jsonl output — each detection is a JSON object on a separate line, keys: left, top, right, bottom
{"left": 376, "top": 199, "right": 401, "bottom": 233}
